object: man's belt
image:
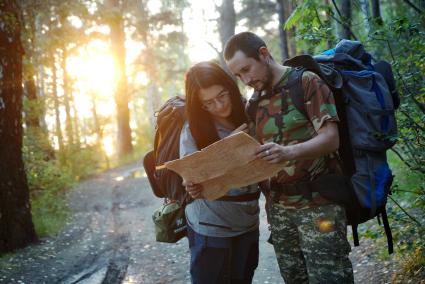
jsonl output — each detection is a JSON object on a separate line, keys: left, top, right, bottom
{"left": 270, "top": 174, "right": 353, "bottom": 204}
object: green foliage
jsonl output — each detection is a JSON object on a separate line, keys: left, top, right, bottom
{"left": 31, "top": 188, "right": 69, "bottom": 238}
{"left": 23, "top": 128, "right": 73, "bottom": 236}
{"left": 285, "top": 3, "right": 425, "bottom": 280}
{"left": 23, "top": 126, "right": 107, "bottom": 236}
{"left": 58, "top": 144, "right": 104, "bottom": 181}
{"left": 284, "top": 0, "right": 336, "bottom": 53}
{"left": 284, "top": 5, "right": 303, "bottom": 30}
{"left": 387, "top": 152, "right": 424, "bottom": 253}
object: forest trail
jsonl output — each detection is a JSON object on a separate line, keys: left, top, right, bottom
{"left": 0, "top": 163, "right": 396, "bottom": 284}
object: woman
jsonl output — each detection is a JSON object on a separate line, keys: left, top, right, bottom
{"left": 181, "top": 61, "right": 260, "bottom": 284}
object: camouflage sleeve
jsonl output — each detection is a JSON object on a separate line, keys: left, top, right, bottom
{"left": 302, "top": 71, "right": 339, "bottom": 132}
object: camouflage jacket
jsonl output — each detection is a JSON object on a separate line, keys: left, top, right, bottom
{"left": 255, "top": 69, "right": 341, "bottom": 208}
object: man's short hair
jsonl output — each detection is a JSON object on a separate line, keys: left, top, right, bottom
{"left": 223, "top": 32, "right": 267, "bottom": 61}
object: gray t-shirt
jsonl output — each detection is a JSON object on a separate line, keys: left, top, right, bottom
{"left": 179, "top": 122, "right": 260, "bottom": 237}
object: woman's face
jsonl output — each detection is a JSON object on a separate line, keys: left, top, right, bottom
{"left": 199, "top": 84, "right": 232, "bottom": 119}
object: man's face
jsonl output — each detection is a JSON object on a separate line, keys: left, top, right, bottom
{"left": 226, "top": 50, "right": 272, "bottom": 92}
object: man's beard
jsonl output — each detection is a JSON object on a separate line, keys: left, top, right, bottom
{"left": 258, "top": 63, "right": 274, "bottom": 93}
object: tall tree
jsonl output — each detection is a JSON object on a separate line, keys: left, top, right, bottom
{"left": 60, "top": 46, "right": 74, "bottom": 146}
{"left": 107, "top": 0, "right": 133, "bottom": 158}
{"left": 371, "top": 0, "right": 383, "bottom": 25}
{"left": 20, "top": 4, "right": 41, "bottom": 129}
{"left": 284, "top": 0, "right": 297, "bottom": 57}
{"left": 128, "top": 0, "right": 189, "bottom": 129}
{"left": 276, "top": 0, "right": 289, "bottom": 60}
{"left": 51, "top": 54, "right": 64, "bottom": 154}
{"left": 218, "top": 0, "right": 236, "bottom": 67}
{"left": 359, "top": 0, "right": 371, "bottom": 35}
{"left": 332, "top": 0, "right": 355, "bottom": 39}
{"left": 0, "top": 0, "right": 37, "bottom": 253}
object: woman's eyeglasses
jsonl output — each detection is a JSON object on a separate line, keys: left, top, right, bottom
{"left": 201, "top": 91, "right": 230, "bottom": 111}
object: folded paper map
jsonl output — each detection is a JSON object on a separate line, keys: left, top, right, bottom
{"left": 162, "top": 132, "right": 289, "bottom": 200}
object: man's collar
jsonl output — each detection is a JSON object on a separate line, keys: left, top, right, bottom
{"left": 254, "top": 67, "right": 292, "bottom": 99}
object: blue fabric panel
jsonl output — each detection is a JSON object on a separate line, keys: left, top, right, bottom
{"left": 371, "top": 75, "right": 390, "bottom": 132}
{"left": 364, "top": 163, "right": 392, "bottom": 208}
{"left": 320, "top": 48, "right": 336, "bottom": 56}
{"left": 341, "top": 70, "right": 374, "bottom": 77}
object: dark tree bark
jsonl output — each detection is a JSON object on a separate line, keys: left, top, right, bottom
{"left": 340, "top": 0, "right": 352, "bottom": 39}
{"left": 108, "top": 0, "right": 133, "bottom": 158}
{"left": 0, "top": 0, "right": 37, "bottom": 253}
{"left": 21, "top": 6, "right": 41, "bottom": 129}
{"left": 24, "top": 78, "right": 40, "bottom": 128}
{"left": 218, "top": 0, "right": 236, "bottom": 68}
{"left": 359, "top": 0, "right": 371, "bottom": 35}
{"left": 284, "top": 0, "right": 297, "bottom": 57}
{"left": 324, "top": 0, "right": 336, "bottom": 48}
{"left": 371, "top": 0, "right": 383, "bottom": 25}
{"left": 331, "top": 0, "right": 356, "bottom": 39}
{"left": 276, "top": 0, "right": 289, "bottom": 60}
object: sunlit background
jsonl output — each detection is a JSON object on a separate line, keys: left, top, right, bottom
{"left": 57, "top": 1, "right": 225, "bottom": 158}
{"left": 28, "top": 0, "right": 281, "bottom": 163}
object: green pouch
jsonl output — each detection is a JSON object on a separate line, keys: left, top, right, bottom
{"left": 152, "top": 201, "right": 187, "bottom": 243}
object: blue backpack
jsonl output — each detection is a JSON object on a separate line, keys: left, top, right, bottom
{"left": 248, "top": 40, "right": 399, "bottom": 253}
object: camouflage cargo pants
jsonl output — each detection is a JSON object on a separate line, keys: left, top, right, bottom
{"left": 270, "top": 203, "right": 353, "bottom": 284}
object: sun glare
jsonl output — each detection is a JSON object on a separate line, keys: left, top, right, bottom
{"left": 103, "top": 136, "right": 115, "bottom": 157}
{"left": 67, "top": 40, "right": 116, "bottom": 119}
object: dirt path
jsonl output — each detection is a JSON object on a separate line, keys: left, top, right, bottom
{"left": 0, "top": 163, "right": 397, "bottom": 283}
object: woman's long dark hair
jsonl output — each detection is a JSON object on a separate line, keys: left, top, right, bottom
{"left": 185, "top": 61, "right": 247, "bottom": 150}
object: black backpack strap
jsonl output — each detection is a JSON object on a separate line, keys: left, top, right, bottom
{"left": 352, "top": 224, "right": 360, "bottom": 246}
{"left": 381, "top": 208, "right": 394, "bottom": 254}
{"left": 284, "top": 67, "right": 309, "bottom": 119}
{"left": 246, "top": 93, "right": 261, "bottom": 123}
{"left": 143, "top": 150, "right": 165, "bottom": 198}
{"left": 217, "top": 190, "right": 261, "bottom": 202}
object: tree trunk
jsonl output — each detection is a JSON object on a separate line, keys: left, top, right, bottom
{"left": 359, "top": 0, "right": 371, "bottom": 35}
{"left": 332, "top": 0, "right": 352, "bottom": 39}
{"left": 52, "top": 54, "right": 64, "bottom": 153}
{"left": 61, "top": 48, "right": 74, "bottom": 146}
{"left": 276, "top": 0, "right": 289, "bottom": 60}
{"left": 90, "top": 91, "right": 109, "bottom": 169}
{"left": 21, "top": 6, "right": 41, "bottom": 129}
{"left": 35, "top": 14, "right": 48, "bottom": 131}
{"left": 71, "top": 96, "right": 80, "bottom": 148}
{"left": 324, "top": 0, "right": 336, "bottom": 48}
{"left": 24, "top": 77, "right": 40, "bottom": 128}
{"left": 108, "top": 0, "right": 133, "bottom": 158}
{"left": 371, "top": 0, "right": 383, "bottom": 25}
{"left": 0, "top": 0, "right": 37, "bottom": 253}
{"left": 218, "top": 0, "right": 235, "bottom": 68}
{"left": 284, "top": 0, "right": 297, "bottom": 57}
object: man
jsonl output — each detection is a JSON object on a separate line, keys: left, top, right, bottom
{"left": 224, "top": 32, "right": 354, "bottom": 283}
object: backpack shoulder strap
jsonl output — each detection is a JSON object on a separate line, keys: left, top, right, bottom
{"left": 381, "top": 207, "right": 394, "bottom": 254}
{"left": 284, "top": 67, "right": 308, "bottom": 119}
{"left": 246, "top": 91, "right": 261, "bottom": 123}
{"left": 246, "top": 67, "right": 310, "bottom": 123}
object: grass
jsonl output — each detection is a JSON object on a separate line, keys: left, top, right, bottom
{"left": 31, "top": 190, "right": 70, "bottom": 238}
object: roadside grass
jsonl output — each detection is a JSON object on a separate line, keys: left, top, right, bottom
{"left": 28, "top": 140, "right": 151, "bottom": 238}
